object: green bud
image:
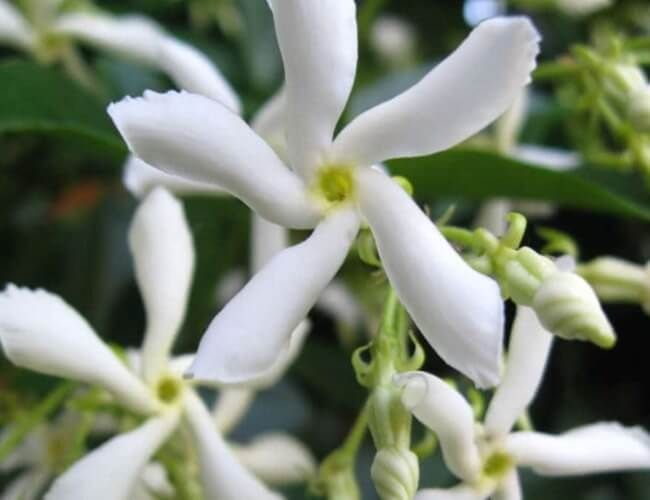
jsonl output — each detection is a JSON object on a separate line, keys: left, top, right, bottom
{"left": 500, "top": 247, "right": 556, "bottom": 303}
{"left": 533, "top": 271, "right": 616, "bottom": 348}
{"left": 371, "top": 447, "right": 419, "bottom": 500}
{"left": 357, "top": 230, "right": 382, "bottom": 268}
{"left": 391, "top": 176, "right": 414, "bottom": 197}
{"left": 367, "top": 386, "right": 412, "bottom": 450}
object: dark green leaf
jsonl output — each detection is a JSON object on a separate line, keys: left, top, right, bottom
{"left": 389, "top": 150, "right": 650, "bottom": 221}
{"left": 0, "top": 59, "right": 125, "bottom": 153}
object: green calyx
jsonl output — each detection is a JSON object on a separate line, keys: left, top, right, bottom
{"left": 314, "top": 165, "right": 356, "bottom": 206}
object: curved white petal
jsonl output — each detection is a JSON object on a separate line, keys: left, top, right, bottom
{"left": 506, "top": 423, "right": 650, "bottom": 476}
{"left": 357, "top": 169, "right": 504, "bottom": 388}
{"left": 129, "top": 188, "right": 194, "bottom": 383}
{"left": 45, "top": 411, "right": 179, "bottom": 500}
{"left": 0, "top": 285, "right": 158, "bottom": 415}
{"left": 213, "top": 388, "right": 256, "bottom": 435}
{"left": 131, "top": 463, "right": 175, "bottom": 500}
{"left": 514, "top": 145, "right": 580, "bottom": 171}
{"left": 1, "top": 470, "right": 50, "bottom": 500}
{"left": 158, "top": 37, "right": 241, "bottom": 113}
{"left": 108, "top": 91, "right": 321, "bottom": 229}
{"left": 395, "top": 371, "right": 481, "bottom": 482}
{"left": 233, "top": 432, "right": 316, "bottom": 485}
{"left": 492, "top": 470, "right": 521, "bottom": 500}
{"left": 414, "top": 484, "right": 486, "bottom": 500}
{"left": 332, "top": 17, "right": 540, "bottom": 167}
{"left": 251, "top": 213, "right": 290, "bottom": 274}
{"left": 484, "top": 306, "right": 553, "bottom": 437}
{"left": 123, "top": 156, "right": 227, "bottom": 199}
{"left": 45, "top": 410, "right": 179, "bottom": 500}
{"left": 182, "top": 391, "right": 282, "bottom": 500}
{"left": 54, "top": 13, "right": 162, "bottom": 66}
{"left": 269, "top": 0, "right": 357, "bottom": 179}
{"left": 187, "top": 209, "right": 358, "bottom": 383}
{"left": 0, "top": 0, "right": 34, "bottom": 50}
{"left": 190, "top": 209, "right": 359, "bottom": 384}
{"left": 251, "top": 87, "right": 287, "bottom": 158}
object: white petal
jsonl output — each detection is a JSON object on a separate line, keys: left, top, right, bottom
{"left": 187, "top": 209, "right": 359, "bottom": 383}
{"left": 213, "top": 388, "right": 256, "bottom": 435}
{"left": 492, "top": 470, "right": 521, "bottom": 500}
{"left": 316, "top": 280, "right": 364, "bottom": 332}
{"left": 0, "top": 285, "right": 158, "bottom": 415}
{"left": 332, "top": 17, "right": 540, "bottom": 167}
{"left": 414, "top": 484, "right": 486, "bottom": 500}
{"left": 54, "top": 13, "right": 163, "bottom": 66}
{"left": 395, "top": 371, "right": 481, "bottom": 482}
{"left": 1, "top": 470, "right": 49, "bottom": 500}
{"left": 506, "top": 423, "right": 650, "bottom": 476}
{"left": 233, "top": 432, "right": 316, "bottom": 485}
{"left": 270, "top": 0, "right": 357, "bottom": 179}
{"left": 251, "top": 213, "right": 290, "bottom": 274}
{"left": 514, "top": 145, "right": 580, "bottom": 171}
{"left": 182, "top": 391, "right": 282, "bottom": 500}
{"left": 45, "top": 411, "right": 179, "bottom": 500}
{"left": 251, "top": 87, "right": 288, "bottom": 158}
{"left": 131, "top": 462, "right": 175, "bottom": 500}
{"left": 108, "top": 90, "right": 321, "bottom": 229}
{"left": 123, "top": 156, "right": 227, "bottom": 199}
{"left": 129, "top": 188, "right": 194, "bottom": 383}
{"left": 484, "top": 306, "right": 553, "bottom": 437}
{"left": 0, "top": 0, "right": 34, "bottom": 50}
{"left": 158, "top": 37, "right": 241, "bottom": 113}
{"left": 356, "top": 168, "right": 504, "bottom": 388}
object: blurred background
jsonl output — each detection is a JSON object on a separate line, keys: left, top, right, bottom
{"left": 1, "top": 0, "right": 650, "bottom": 498}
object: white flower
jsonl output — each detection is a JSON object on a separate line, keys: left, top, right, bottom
{"left": 0, "top": 0, "right": 239, "bottom": 110}
{"left": 0, "top": 188, "right": 283, "bottom": 500}
{"left": 396, "top": 306, "right": 650, "bottom": 499}
{"left": 109, "top": 2, "right": 541, "bottom": 388}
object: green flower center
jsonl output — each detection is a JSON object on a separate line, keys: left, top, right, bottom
{"left": 314, "top": 165, "right": 355, "bottom": 205}
{"left": 156, "top": 376, "right": 182, "bottom": 404}
{"left": 482, "top": 451, "right": 514, "bottom": 479}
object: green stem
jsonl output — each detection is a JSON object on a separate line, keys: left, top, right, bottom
{"left": 340, "top": 402, "right": 370, "bottom": 458}
{"left": 533, "top": 61, "right": 579, "bottom": 81}
{"left": 0, "top": 381, "right": 75, "bottom": 462}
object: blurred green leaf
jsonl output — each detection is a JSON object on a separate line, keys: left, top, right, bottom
{"left": 390, "top": 150, "right": 650, "bottom": 222}
{"left": 0, "top": 59, "right": 125, "bottom": 153}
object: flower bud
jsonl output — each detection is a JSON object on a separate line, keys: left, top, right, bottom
{"left": 533, "top": 271, "right": 616, "bottom": 348}
{"left": 371, "top": 447, "right": 419, "bottom": 500}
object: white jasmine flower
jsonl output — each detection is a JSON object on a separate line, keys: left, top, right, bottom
{"left": 0, "top": 0, "right": 239, "bottom": 110}
{"left": 0, "top": 188, "right": 281, "bottom": 500}
{"left": 396, "top": 306, "right": 650, "bottom": 499}
{"left": 109, "top": 2, "right": 541, "bottom": 388}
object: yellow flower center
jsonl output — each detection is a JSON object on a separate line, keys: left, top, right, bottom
{"left": 313, "top": 165, "right": 356, "bottom": 206}
{"left": 156, "top": 376, "right": 183, "bottom": 405}
{"left": 482, "top": 451, "right": 514, "bottom": 480}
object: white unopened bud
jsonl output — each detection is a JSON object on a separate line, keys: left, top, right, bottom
{"left": 370, "top": 15, "right": 416, "bottom": 67}
{"left": 555, "top": 0, "right": 612, "bottom": 16}
{"left": 371, "top": 447, "right": 419, "bottom": 500}
{"left": 533, "top": 271, "right": 616, "bottom": 348}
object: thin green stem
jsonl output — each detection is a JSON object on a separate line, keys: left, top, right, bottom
{"left": 0, "top": 381, "right": 75, "bottom": 462}
{"left": 340, "top": 401, "right": 370, "bottom": 457}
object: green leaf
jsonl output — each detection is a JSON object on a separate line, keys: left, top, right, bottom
{"left": 389, "top": 149, "right": 650, "bottom": 221}
{"left": 0, "top": 59, "right": 125, "bottom": 153}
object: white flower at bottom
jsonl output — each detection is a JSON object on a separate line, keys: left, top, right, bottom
{"left": 109, "top": 7, "right": 542, "bottom": 389}
{"left": 0, "top": 188, "right": 281, "bottom": 500}
{"left": 397, "top": 307, "right": 650, "bottom": 499}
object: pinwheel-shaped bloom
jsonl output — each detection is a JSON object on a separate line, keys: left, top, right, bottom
{"left": 0, "top": 188, "right": 294, "bottom": 500}
{"left": 0, "top": 0, "right": 238, "bottom": 110}
{"left": 396, "top": 306, "right": 650, "bottom": 499}
{"left": 109, "top": 1, "right": 541, "bottom": 388}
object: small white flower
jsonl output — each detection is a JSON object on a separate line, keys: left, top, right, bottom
{"left": 109, "top": 2, "right": 541, "bottom": 388}
{"left": 0, "top": 0, "right": 239, "bottom": 110}
{"left": 396, "top": 306, "right": 650, "bottom": 499}
{"left": 0, "top": 188, "right": 283, "bottom": 500}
